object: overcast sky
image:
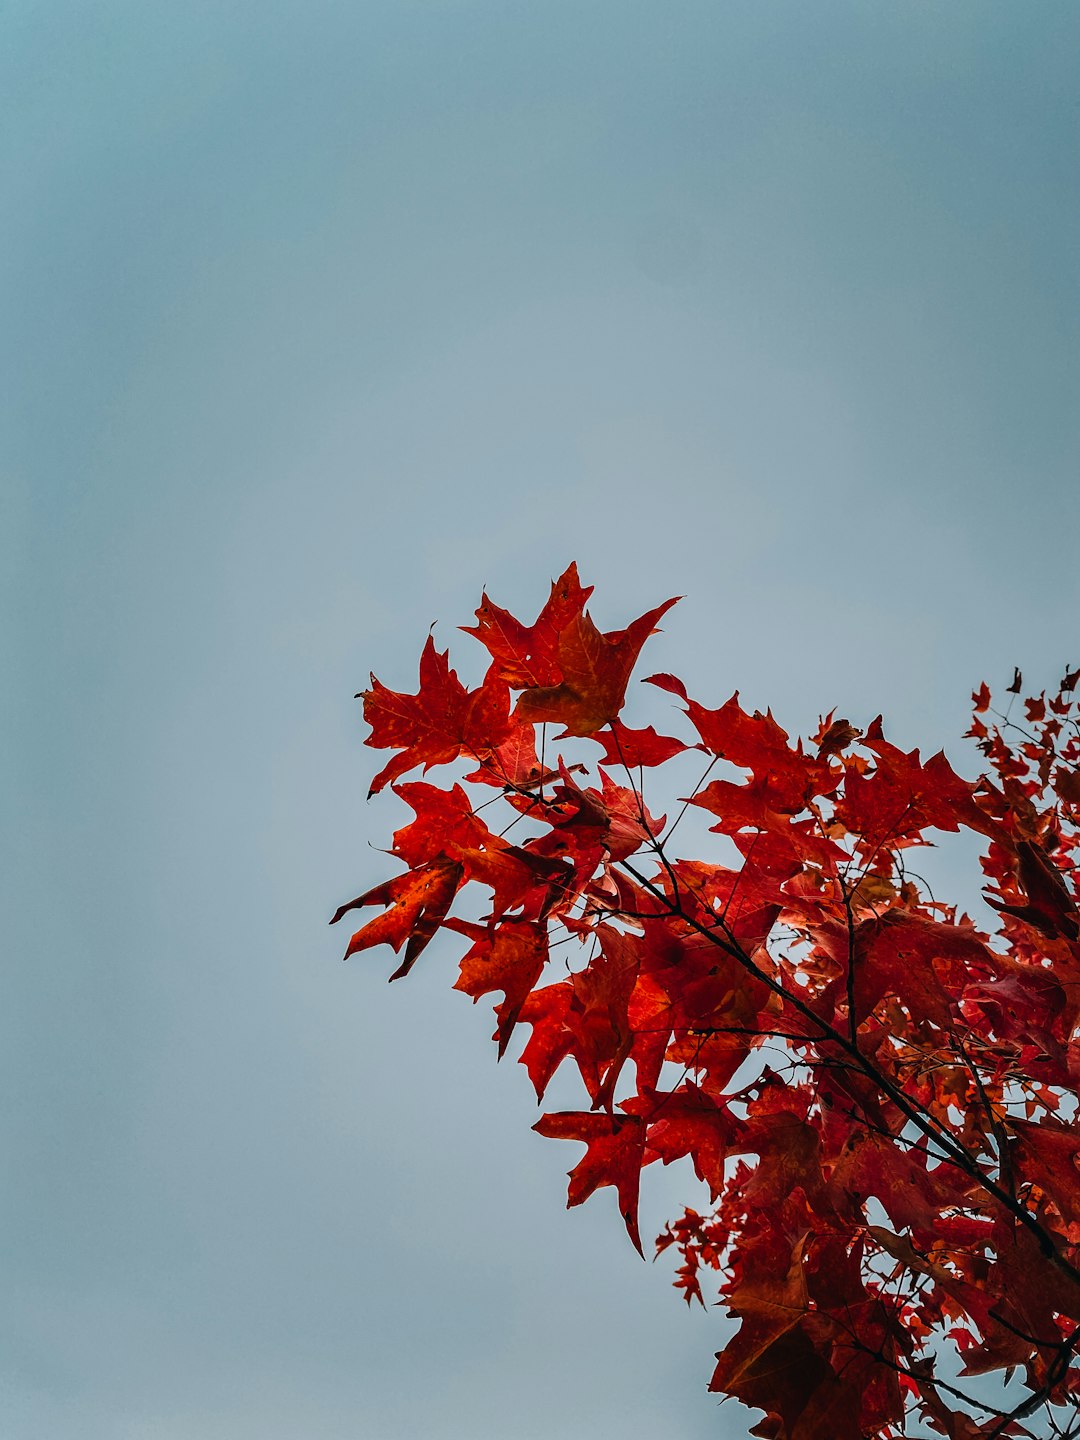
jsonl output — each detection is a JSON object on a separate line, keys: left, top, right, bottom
{"left": 5, "top": 4, "right": 1080, "bottom": 1437}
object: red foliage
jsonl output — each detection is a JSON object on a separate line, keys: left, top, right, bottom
{"left": 335, "top": 565, "right": 1080, "bottom": 1438}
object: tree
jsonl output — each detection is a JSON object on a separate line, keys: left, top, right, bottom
{"left": 332, "top": 564, "right": 1080, "bottom": 1439}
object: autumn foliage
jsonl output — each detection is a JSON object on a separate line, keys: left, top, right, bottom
{"left": 333, "top": 566, "right": 1080, "bottom": 1439}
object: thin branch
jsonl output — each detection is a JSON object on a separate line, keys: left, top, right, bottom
{"left": 660, "top": 753, "right": 720, "bottom": 847}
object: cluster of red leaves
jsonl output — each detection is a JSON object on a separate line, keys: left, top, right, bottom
{"left": 334, "top": 566, "right": 1080, "bottom": 1440}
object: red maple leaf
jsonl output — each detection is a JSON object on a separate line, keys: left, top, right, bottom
{"left": 593, "top": 719, "right": 691, "bottom": 770}
{"left": 515, "top": 597, "right": 679, "bottom": 736}
{"left": 533, "top": 1110, "right": 648, "bottom": 1255}
{"left": 330, "top": 857, "right": 463, "bottom": 978}
{"left": 453, "top": 920, "right": 549, "bottom": 1058}
{"left": 362, "top": 638, "right": 512, "bottom": 794}
{"left": 461, "top": 562, "right": 594, "bottom": 688}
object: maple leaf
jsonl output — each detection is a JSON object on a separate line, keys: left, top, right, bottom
{"left": 680, "top": 691, "right": 792, "bottom": 768}
{"left": 593, "top": 720, "right": 691, "bottom": 770}
{"left": 462, "top": 719, "right": 555, "bottom": 791}
{"left": 362, "top": 638, "right": 512, "bottom": 794}
{"left": 517, "top": 981, "right": 576, "bottom": 1099}
{"left": 1010, "top": 1117, "right": 1080, "bottom": 1234}
{"left": 330, "top": 857, "right": 462, "bottom": 978}
{"left": 390, "top": 781, "right": 571, "bottom": 918}
{"left": 814, "top": 713, "right": 862, "bottom": 759}
{"left": 838, "top": 720, "right": 1002, "bottom": 850}
{"left": 828, "top": 1129, "right": 974, "bottom": 1240}
{"left": 736, "top": 1090, "right": 826, "bottom": 1210}
{"left": 712, "top": 1226, "right": 860, "bottom": 1440}
{"left": 625, "top": 1083, "right": 743, "bottom": 1201}
{"left": 850, "top": 910, "right": 993, "bottom": 1033}
{"left": 653, "top": 682, "right": 835, "bottom": 815}
{"left": 987, "top": 837, "right": 1080, "bottom": 940}
{"left": 453, "top": 921, "right": 549, "bottom": 1058}
{"left": 534, "top": 1111, "right": 648, "bottom": 1254}
{"left": 533, "top": 762, "right": 661, "bottom": 866}
{"left": 515, "top": 597, "right": 679, "bottom": 737}
{"left": 390, "top": 781, "right": 491, "bottom": 867}
{"left": 1053, "top": 766, "right": 1080, "bottom": 807}
{"left": 565, "top": 924, "right": 641, "bottom": 1110}
{"left": 461, "top": 562, "right": 594, "bottom": 688}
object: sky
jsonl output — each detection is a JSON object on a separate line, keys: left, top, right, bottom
{"left": 4, "top": 3, "right": 1080, "bottom": 1436}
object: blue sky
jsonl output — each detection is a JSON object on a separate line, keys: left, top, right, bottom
{"left": 4, "top": 4, "right": 1080, "bottom": 1436}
